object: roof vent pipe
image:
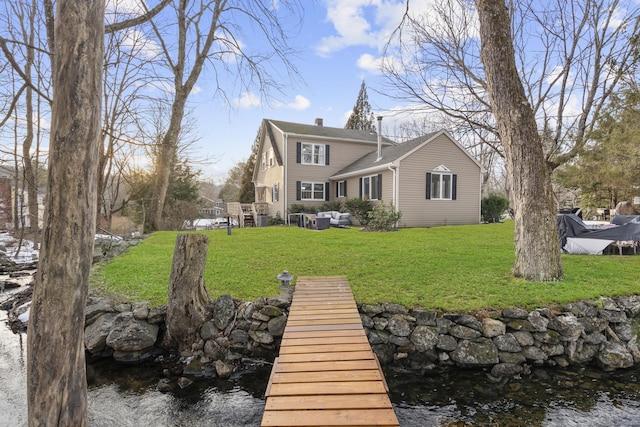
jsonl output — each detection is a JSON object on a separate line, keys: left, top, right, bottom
{"left": 376, "top": 116, "right": 383, "bottom": 161}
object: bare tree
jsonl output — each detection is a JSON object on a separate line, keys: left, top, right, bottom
{"left": 143, "top": 0, "right": 302, "bottom": 232}
{"left": 99, "top": 16, "right": 159, "bottom": 230}
{"left": 26, "top": 1, "right": 103, "bottom": 425}
{"left": 382, "top": 0, "right": 640, "bottom": 170}
{"left": 476, "top": 0, "right": 562, "bottom": 280}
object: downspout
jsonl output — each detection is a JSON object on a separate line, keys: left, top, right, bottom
{"left": 388, "top": 164, "right": 398, "bottom": 225}
{"left": 376, "top": 116, "right": 383, "bottom": 162}
{"left": 284, "top": 134, "right": 288, "bottom": 224}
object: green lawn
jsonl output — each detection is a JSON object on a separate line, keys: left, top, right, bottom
{"left": 92, "top": 223, "right": 640, "bottom": 312}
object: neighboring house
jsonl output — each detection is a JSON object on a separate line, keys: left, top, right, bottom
{"left": 199, "top": 196, "right": 226, "bottom": 217}
{"left": 252, "top": 118, "right": 482, "bottom": 228}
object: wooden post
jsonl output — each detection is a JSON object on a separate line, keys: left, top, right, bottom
{"left": 166, "top": 234, "right": 212, "bottom": 352}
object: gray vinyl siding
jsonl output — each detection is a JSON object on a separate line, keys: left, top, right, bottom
{"left": 286, "top": 138, "right": 378, "bottom": 209}
{"left": 254, "top": 130, "right": 286, "bottom": 217}
{"left": 397, "top": 134, "right": 481, "bottom": 227}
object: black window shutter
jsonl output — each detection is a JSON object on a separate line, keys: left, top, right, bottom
{"left": 426, "top": 173, "right": 432, "bottom": 199}
{"left": 377, "top": 174, "right": 382, "bottom": 199}
{"left": 296, "top": 181, "right": 301, "bottom": 200}
{"left": 296, "top": 142, "right": 301, "bottom": 163}
{"left": 359, "top": 178, "right": 363, "bottom": 199}
{"left": 325, "top": 145, "right": 330, "bottom": 165}
{"left": 325, "top": 182, "right": 330, "bottom": 201}
{"left": 336, "top": 181, "right": 339, "bottom": 197}
{"left": 452, "top": 174, "right": 457, "bottom": 200}
{"left": 344, "top": 181, "right": 347, "bottom": 197}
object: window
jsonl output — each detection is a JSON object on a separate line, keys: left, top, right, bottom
{"left": 297, "top": 142, "right": 330, "bottom": 165}
{"left": 297, "top": 181, "right": 328, "bottom": 201}
{"left": 360, "top": 174, "right": 381, "bottom": 200}
{"left": 337, "top": 180, "right": 346, "bottom": 198}
{"left": 268, "top": 149, "right": 274, "bottom": 167}
{"left": 261, "top": 153, "right": 267, "bottom": 171}
{"left": 426, "top": 169, "right": 457, "bottom": 200}
{"left": 272, "top": 183, "right": 279, "bottom": 202}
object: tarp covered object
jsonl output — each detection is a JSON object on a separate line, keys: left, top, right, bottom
{"left": 557, "top": 214, "right": 640, "bottom": 254}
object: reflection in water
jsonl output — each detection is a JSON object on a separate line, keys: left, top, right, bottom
{"left": 388, "top": 367, "right": 640, "bottom": 426}
{"left": 86, "top": 359, "right": 268, "bottom": 427}
{"left": 3, "top": 304, "right": 640, "bottom": 426}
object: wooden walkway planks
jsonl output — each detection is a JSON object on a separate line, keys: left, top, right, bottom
{"left": 261, "top": 276, "right": 399, "bottom": 427}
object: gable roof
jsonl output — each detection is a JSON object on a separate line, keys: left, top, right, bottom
{"left": 267, "top": 119, "right": 395, "bottom": 145}
{"left": 331, "top": 130, "right": 481, "bottom": 179}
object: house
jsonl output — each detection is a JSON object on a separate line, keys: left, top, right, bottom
{"left": 251, "top": 118, "right": 482, "bottom": 228}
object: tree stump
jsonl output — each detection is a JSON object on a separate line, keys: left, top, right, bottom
{"left": 166, "top": 234, "right": 213, "bottom": 352}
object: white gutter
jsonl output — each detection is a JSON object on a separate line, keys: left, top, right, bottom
{"left": 284, "top": 134, "right": 289, "bottom": 224}
{"left": 376, "top": 116, "right": 383, "bottom": 162}
{"left": 388, "top": 164, "right": 399, "bottom": 227}
{"left": 387, "top": 164, "right": 398, "bottom": 208}
{"left": 330, "top": 163, "right": 393, "bottom": 180}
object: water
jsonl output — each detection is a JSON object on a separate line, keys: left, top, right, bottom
{"left": 4, "top": 305, "right": 640, "bottom": 426}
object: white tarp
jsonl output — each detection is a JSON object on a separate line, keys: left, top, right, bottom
{"left": 564, "top": 237, "right": 614, "bottom": 255}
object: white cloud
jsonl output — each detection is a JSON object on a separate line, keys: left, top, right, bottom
{"left": 105, "top": 0, "right": 146, "bottom": 22}
{"left": 357, "top": 53, "right": 383, "bottom": 74}
{"left": 316, "top": 0, "right": 433, "bottom": 57}
{"left": 274, "top": 95, "right": 311, "bottom": 110}
{"left": 119, "top": 28, "right": 161, "bottom": 58}
{"left": 286, "top": 95, "right": 311, "bottom": 110}
{"left": 233, "top": 92, "right": 261, "bottom": 108}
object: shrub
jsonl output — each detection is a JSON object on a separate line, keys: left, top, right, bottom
{"left": 366, "top": 202, "right": 402, "bottom": 231}
{"left": 344, "top": 198, "right": 373, "bottom": 225}
{"left": 481, "top": 193, "right": 509, "bottom": 223}
{"left": 319, "top": 201, "right": 344, "bottom": 212}
{"left": 268, "top": 212, "right": 284, "bottom": 225}
{"left": 288, "top": 204, "right": 317, "bottom": 214}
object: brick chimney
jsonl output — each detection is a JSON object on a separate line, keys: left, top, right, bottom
{"left": 315, "top": 118, "right": 323, "bottom": 126}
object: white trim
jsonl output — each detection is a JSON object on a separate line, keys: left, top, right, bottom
{"left": 430, "top": 172, "right": 453, "bottom": 200}
{"left": 330, "top": 162, "right": 393, "bottom": 180}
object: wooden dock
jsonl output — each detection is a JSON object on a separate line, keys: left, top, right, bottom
{"left": 261, "top": 276, "right": 399, "bottom": 427}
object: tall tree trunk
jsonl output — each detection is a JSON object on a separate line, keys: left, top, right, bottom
{"left": 27, "top": 0, "right": 103, "bottom": 425}
{"left": 166, "top": 233, "right": 212, "bottom": 351}
{"left": 145, "top": 97, "right": 186, "bottom": 233}
{"left": 23, "top": 0, "right": 38, "bottom": 241}
{"left": 476, "top": 0, "right": 563, "bottom": 281}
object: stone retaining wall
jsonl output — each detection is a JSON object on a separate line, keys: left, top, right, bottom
{"left": 83, "top": 288, "right": 640, "bottom": 377}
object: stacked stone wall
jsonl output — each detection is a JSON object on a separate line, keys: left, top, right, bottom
{"left": 83, "top": 291, "right": 640, "bottom": 376}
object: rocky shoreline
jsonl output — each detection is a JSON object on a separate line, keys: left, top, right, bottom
{"left": 52, "top": 287, "right": 640, "bottom": 388}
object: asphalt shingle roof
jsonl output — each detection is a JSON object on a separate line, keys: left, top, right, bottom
{"left": 267, "top": 119, "right": 395, "bottom": 145}
{"left": 332, "top": 131, "right": 441, "bottom": 176}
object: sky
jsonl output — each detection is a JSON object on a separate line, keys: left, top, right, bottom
{"left": 180, "top": 0, "right": 419, "bottom": 184}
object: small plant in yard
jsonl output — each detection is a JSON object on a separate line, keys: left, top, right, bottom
{"left": 344, "top": 198, "right": 373, "bottom": 225}
{"left": 268, "top": 212, "right": 284, "bottom": 225}
{"left": 482, "top": 193, "right": 510, "bottom": 223}
{"left": 365, "top": 201, "right": 402, "bottom": 231}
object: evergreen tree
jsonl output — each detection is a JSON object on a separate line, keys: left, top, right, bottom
{"left": 238, "top": 126, "right": 260, "bottom": 203}
{"left": 557, "top": 83, "right": 640, "bottom": 208}
{"left": 345, "top": 80, "right": 376, "bottom": 131}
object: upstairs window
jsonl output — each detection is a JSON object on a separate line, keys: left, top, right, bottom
{"left": 297, "top": 142, "right": 330, "bottom": 165}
